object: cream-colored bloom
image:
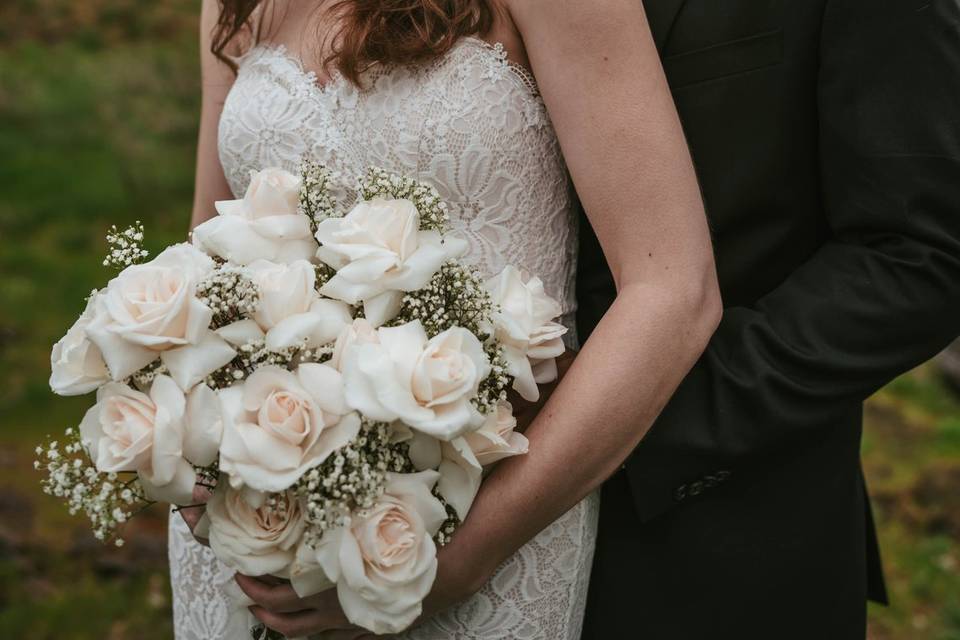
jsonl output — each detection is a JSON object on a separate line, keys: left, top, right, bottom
{"left": 50, "top": 293, "right": 110, "bottom": 396}
{"left": 343, "top": 321, "right": 490, "bottom": 440}
{"left": 192, "top": 168, "right": 316, "bottom": 265}
{"left": 208, "top": 484, "right": 305, "bottom": 577}
{"left": 291, "top": 471, "right": 446, "bottom": 634}
{"left": 85, "top": 243, "right": 235, "bottom": 385}
{"left": 77, "top": 375, "right": 219, "bottom": 504}
{"left": 462, "top": 400, "right": 529, "bottom": 466}
{"left": 485, "top": 266, "right": 567, "bottom": 401}
{"left": 315, "top": 198, "right": 467, "bottom": 326}
{"left": 329, "top": 318, "right": 380, "bottom": 372}
{"left": 219, "top": 364, "right": 361, "bottom": 497}
{"left": 245, "top": 259, "right": 352, "bottom": 350}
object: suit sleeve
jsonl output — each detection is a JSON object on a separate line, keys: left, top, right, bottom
{"left": 621, "top": 0, "right": 960, "bottom": 521}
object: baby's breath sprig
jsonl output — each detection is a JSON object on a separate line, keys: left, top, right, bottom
{"left": 474, "top": 343, "right": 512, "bottom": 416}
{"left": 36, "top": 427, "right": 154, "bottom": 546}
{"left": 296, "top": 420, "right": 414, "bottom": 545}
{"left": 129, "top": 359, "right": 167, "bottom": 390}
{"left": 205, "top": 339, "right": 299, "bottom": 389}
{"left": 196, "top": 264, "right": 261, "bottom": 329}
{"left": 103, "top": 221, "right": 149, "bottom": 270}
{"left": 298, "top": 159, "right": 340, "bottom": 232}
{"left": 357, "top": 167, "right": 450, "bottom": 232}
{"left": 432, "top": 488, "right": 462, "bottom": 547}
{"left": 389, "top": 261, "right": 494, "bottom": 338}
{"left": 314, "top": 262, "right": 337, "bottom": 292}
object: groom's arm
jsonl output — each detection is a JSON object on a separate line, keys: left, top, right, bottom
{"left": 623, "top": 0, "right": 960, "bottom": 521}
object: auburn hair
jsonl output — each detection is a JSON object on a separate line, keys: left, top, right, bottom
{"left": 212, "top": 0, "right": 496, "bottom": 85}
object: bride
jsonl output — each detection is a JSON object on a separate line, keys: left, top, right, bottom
{"left": 169, "top": 0, "right": 721, "bottom": 638}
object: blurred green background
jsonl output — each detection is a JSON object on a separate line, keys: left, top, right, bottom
{"left": 0, "top": 2, "right": 957, "bottom": 638}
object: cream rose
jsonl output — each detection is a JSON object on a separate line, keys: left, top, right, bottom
{"left": 291, "top": 471, "right": 446, "bottom": 634}
{"left": 342, "top": 320, "right": 490, "bottom": 440}
{"left": 463, "top": 400, "right": 529, "bottom": 466}
{"left": 485, "top": 266, "right": 567, "bottom": 401}
{"left": 315, "top": 198, "right": 467, "bottom": 326}
{"left": 244, "top": 259, "right": 352, "bottom": 351}
{"left": 50, "top": 293, "right": 110, "bottom": 396}
{"left": 329, "top": 318, "right": 380, "bottom": 372}
{"left": 192, "top": 168, "right": 316, "bottom": 265}
{"left": 219, "top": 364, "right": 361, "bottom": 496}
{"left": 85, "top": 244, "right": 236, "bottom": 385}
{"left": 208, "top": 484, "right": 305, "bottom": 577}
{"left": 78, "top": 375, "right": 220, "bottom": 504}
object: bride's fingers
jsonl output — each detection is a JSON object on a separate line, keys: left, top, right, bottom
{"left": 249, "top": 605, "right": 350, "bottom": 638}
{"left": 236, "top": 574, "right": 307, "bottom": 613}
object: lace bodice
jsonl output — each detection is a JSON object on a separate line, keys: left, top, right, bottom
{"left": 217, "top": 38, "right": 578, "bottom": 334}
{"left": 170, "top": 37, "right": 597, "bottom": 640}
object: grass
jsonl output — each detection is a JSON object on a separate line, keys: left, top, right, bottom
{"left": 0, "top": 3, "right": 957, "bottom": 638}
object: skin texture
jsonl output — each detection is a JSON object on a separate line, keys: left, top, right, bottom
{"left": 184, "top": 0, "right": 722, "bottom": 636}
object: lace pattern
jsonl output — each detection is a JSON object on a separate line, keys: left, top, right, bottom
{"left": 170, "top": 36, "right": 596, "bottom": 640}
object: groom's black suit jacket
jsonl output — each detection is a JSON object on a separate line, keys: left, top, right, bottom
{"left": 578, "top": 1, "right": 960, "bottom": 637}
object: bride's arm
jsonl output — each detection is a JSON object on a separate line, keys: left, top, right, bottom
{"left": 428, "top": 0, "right": 721, "bottom": 603}
{"left": 189, "top": 0, "right": 237, "bottom": 231}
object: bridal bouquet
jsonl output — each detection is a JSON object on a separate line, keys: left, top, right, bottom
{"left": 39, "top": 164, "right": 567, "bottom": 635}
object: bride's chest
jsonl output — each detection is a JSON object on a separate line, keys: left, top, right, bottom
{"left": 217, "top": 39, "right": 560, "bottom": 198}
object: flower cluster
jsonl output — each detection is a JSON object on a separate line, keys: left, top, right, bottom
{"left": 357, "top": 166, "right": 450, "bottom": 232}
{"left": 102, "top": 222, "right": 149, "bottom": 270}
{"left": 36, "top": 427, "right": 152, "bottom": 546}
{"left": 43, "top": 165, "right": 567, "bottom": 637}
{"left": 298, "top": 159, "right": 340, "bottom": 231}
{"left": 295, "top": 419, "right": 413, "bottom": 544}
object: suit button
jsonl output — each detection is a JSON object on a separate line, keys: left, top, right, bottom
{"left": 689, "top": 480, "right": 705, "bottom": 496}
{"left": 674, "top": 484, "right": 688, "bottom": 502}
{"left": 715, "top": 470, "right": 731, "bottom": 482}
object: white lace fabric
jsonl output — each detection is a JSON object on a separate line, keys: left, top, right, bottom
{"left": 169, "top": 36, "right": 598, "bottom": 640}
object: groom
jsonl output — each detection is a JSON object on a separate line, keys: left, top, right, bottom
{"left": 580, "top": 0, "right": 960, "bottom": 637}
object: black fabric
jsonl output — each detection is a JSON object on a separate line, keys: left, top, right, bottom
{"left": 579, "top": 0, "right": 960, "bottom": 636}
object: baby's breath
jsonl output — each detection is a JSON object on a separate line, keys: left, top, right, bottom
{"left": 103, "top": 221, "right": 149, "bottom": 270}
{"left": 390, "top": 261, "right": 494, "bottom": 338}
{"left": 298, "top": 159, "right": 340, "bottom": 231}
{"left": 196, "top": 264, "right": 261, "bottom": 329}
{"left": 358, "top": 167, "right": 450, "bottom": 232}
{"left": 36, "top": 427, "right": 153, "bottom": 545}
{"left": 296, "top": 420, "right": 414, "bottom": 545}
{"left": 129, "top": 359, "right": 167, "bottom": 389}
{"left": 205, "top": 338, "right": 299, "bottom": 389}
{"left": 475, "top": 343, "right": 512, "bottom": 415}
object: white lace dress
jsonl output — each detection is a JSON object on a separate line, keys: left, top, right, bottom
{"left": 168, "top": 36, "right": 599, "bottom": 640}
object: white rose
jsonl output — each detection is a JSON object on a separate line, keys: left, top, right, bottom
{"left": 315, "top": 198, "right": 467, "bottom": 326}
{"left": 50, "top": 293, "right": 110, "bottom": 396}
{"left": 463, "top": 400, "right": 529, "bottom": 466}
{"left": 219, "top": 364, "right": 361, "bottom": 496}
{"left": 343, "top": 321, "right": 490, "bottom": 440}
{"left": 78, "top": 375, "right": 219, "bottom": 504}
{"left": 208, "top": 483, "right": 305, "bottom": 577}
{"left": 85, "top": 244, "right": 235, "bottom": 385}
{"left": 244, "top": 259, "right": 352, "bottom": 350}
{"left": 291, "top": 471, "right": 446, "bottom": 634}
{"left": 329, "top": 318, "right": 380, "bottom": 372}
{"left": 485, "top": 266, "right": 567, "bottom": 401}
{"left": 192, "top": 168, "right": 316, "bottom": 265}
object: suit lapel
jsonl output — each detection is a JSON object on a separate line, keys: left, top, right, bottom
{"left": 645, "top": 0, "right": 688, "bottom": 52}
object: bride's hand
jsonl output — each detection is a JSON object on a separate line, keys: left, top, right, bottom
{"left": 237, "top": 536, "right": 489, "bottom": 638}
{"left": 177, "top": 482, "right": 213, "bottom": 547}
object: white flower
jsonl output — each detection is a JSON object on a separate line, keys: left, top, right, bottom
{"left": 219, "top": 364, "right": 361, "bottom": 497}
{"left": 403, "top": 428, "right": 482, "bottom": 521}
{"left": 85, "top": 244, "right": 236, "bottom": 385}
{"left": 343, "top": 321, "right": 490, "bottom": 440}
{"left": 291, "top": 471, "right": 446, "bottom": 634}
{"left": 463, "top": 400, "right": 528, "bottom": 466}
{"left": 77, "top": 375, "right": 219, "bottom": 504}
{"left": 208, "top": 484, "right": 305, "bottom": 577}
{"left": 50, "top": 293, "right": 110, "bottom": 396}
{"left": 329, "top": 318, "right": 380, "bottom": 372}
{"left": 315, "top": 198, "right": 467, "bottom": 326}
{"left": 485, "top": 266, "right": 567, "bottom": 401}
{"left": 192, "top": 168, "right": 316, "bottom": 265}
{"left": 243, "top": 259, "right": 352, "bottom": 351}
